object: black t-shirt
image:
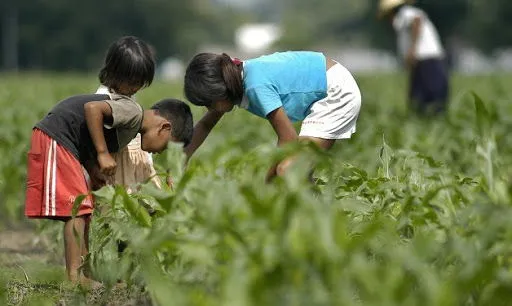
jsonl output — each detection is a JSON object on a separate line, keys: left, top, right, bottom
{"left": 35, "top": 94, "right": 143, "bottom": 164}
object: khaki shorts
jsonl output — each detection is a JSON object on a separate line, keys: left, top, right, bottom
{"left": 299, "top": 62, "right": 361, "bottom": 139}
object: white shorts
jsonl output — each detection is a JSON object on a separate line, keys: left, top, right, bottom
{"left": 299, "top": 62, "right": 361, "bottom": 140}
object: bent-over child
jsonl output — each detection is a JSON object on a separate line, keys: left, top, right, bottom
{"left": 25, "top": 93, "right": 193, "bottom": 284}
{"left": 183, "top": 51, "right": 361, "bottom": 180}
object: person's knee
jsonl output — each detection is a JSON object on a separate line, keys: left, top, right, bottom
{"left": 276, "top": 158, "right": 294, "bottom": 176}
{"left": 298, "top": 136, "right": 335, "bottom": 150}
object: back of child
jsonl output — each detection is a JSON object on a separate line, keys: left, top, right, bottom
{"left": 183, "top": 51, "right": 362, "bottom": 179}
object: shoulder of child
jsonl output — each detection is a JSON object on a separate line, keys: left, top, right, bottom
{"left": 394, "top": 6, "right": 422, "bottom": 28}
{"left": 104, "top": 97, "right": 143, "bottom": 129}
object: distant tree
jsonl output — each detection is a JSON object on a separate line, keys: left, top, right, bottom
{"left": 276, "top": 0, "right": 370, "bottom": 49}
{"left": 1, "top": 0, "right": 19, "bottom": 70}
{"left": 276, "top": 0, "right": 471, "bottom": 56}
{"left": 365, "top": 0, "right": 470, "bottom": 49}
{"left": 13, "top": 0, "right": 240, "bottom": 71}
{"left": 466, "top": 0, "right": 512, "bottom": 52}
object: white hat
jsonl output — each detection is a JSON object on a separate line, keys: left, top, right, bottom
{"left": 378, "top": 0, "right": 413, "bottom": 18}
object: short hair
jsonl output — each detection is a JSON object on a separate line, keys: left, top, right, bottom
{"left": 151, "top": 99, "right": 194, "bottom": 146}
{"left": 99, "top": 36, "right": 155, "bottom": 91}
{"left": 184, "top": 53, "right": 243, "bottom": 107}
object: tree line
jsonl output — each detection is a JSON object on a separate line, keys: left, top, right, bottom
{"left": 1, "top": 0, "right": 511, "bottom": 71}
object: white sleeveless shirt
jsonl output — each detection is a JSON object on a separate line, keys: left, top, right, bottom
{"left": 393, "top": 5, "right": 444, "bottom": 61}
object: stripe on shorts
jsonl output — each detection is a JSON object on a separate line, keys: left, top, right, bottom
{"left": 44, "top": 139, "right": 57, "bottom": 216}
{"left": 51, "top": 140, "right": 57, "bottom": 216}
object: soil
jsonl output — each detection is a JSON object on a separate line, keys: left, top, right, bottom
{"left": 0, "top": 224, "right": 151, "bottom": 306}
{"left": 0, "top": 227, "right": 54, "bottom": 268}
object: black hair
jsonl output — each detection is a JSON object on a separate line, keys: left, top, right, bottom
{"left": 391, "top": 4, "right": 406, "bottom": 16}
{"left": 151, "top": 99, "right": 194, "bottom": 146}
{"left": 99, "top": 36, "right": 155, "bottom": 92}
{"left": 184, "top": 53, "right": 244, "bottom": 107}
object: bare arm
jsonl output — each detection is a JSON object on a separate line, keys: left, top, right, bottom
{"left": 266, "top": 107, "right": 298, "bottom": 181}
{"left": 407, "top": 16, "right": 422, "bottom": 68}
{"left": 84, "top": 101, "right": 112, "bottom": 155}
{"left": 410, "top": 16, "right": 421, "bottom": 52}
{"left": 184, "top": 109, "right": 224, "bottom": 160}
{"left": 267, "top": 107, "right": 298, "bottom": 146}
{"left": 84, "top": 101, "right": 117, "bottom": 176}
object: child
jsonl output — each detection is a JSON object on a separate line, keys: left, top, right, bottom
{"left": 25, "top": 92, "right": 193, "bottom": 284}
{"left": 183, "top": 51, "right": 361, "bottom": 180}
{"left": 378, "top": 0, "right": 449, "bottom": 115}
{"left": 94, "top": 36, "right": 165, "bottom": 193}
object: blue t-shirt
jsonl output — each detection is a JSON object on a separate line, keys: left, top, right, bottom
{"left": 240, "top": 51, "right": 327, "bottom": 122}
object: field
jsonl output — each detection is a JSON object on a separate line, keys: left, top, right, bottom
{"left": 1, "top": 72, "right": 512, "bottom": 305}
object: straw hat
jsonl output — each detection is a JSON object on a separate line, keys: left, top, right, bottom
{"left": 378, "top": 0, "right": 414, "bottom": 18}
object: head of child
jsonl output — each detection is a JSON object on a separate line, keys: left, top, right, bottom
{"left": 140, "top": 99, "right": 194, "bottom": 153}
{"left": 184, "top": 53, "right": 243, "bottom": 113}
{"left": 99, "top": 36, "right": 155, "bottom": 96}
{"left": 379, "top": 0, "right": 408, "bottom": 22}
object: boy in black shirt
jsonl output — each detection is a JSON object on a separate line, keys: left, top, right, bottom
{"left": 25, "top": 94, "right": 193, "bottom": 284}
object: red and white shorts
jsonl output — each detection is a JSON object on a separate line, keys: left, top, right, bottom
{"left": 25, "top": 129, "right": 94, "bottom": 219}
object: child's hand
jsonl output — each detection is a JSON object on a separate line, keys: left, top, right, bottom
{"left": 276, "top": 157, "right": 296, "bottom": 176}
{"left": 97, "top": 152, "right": 117, "bottom": 176}
{"left": 86, "top": 164, "right": 108, "bottom": 190}
{"left": 266, "top": 156, "right": 297, "bottom": 183}
{"left": 90, "top": 174, "right": 107, "bottom": 190}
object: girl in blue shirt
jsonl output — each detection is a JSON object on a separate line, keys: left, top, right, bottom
{"left": 184, "top": 51, "right": 361, "bottom": 180}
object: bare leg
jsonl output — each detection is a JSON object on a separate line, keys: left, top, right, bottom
{"left": 298, "top": 136, "right": 335, "bottom": 150}
{"left": 64, "top": 215, "right": 102, "bottom": 289}
{"left": 266, "top": 137, "right": 335, "bottom": 182}
{"left": 273, "top": 137, "right": 336, "bottom": 177}
{"left": 82, "top": 216, "right": 92, "bottom": 279}
{"left": 63, "top": 216, "right": 86, "bottom": 282}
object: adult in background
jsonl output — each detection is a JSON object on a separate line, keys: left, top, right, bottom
{"left": 379, "top": 0, "right": 449, "bottom": 116}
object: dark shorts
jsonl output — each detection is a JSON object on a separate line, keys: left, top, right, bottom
{"left": 409, "top": 58, "right": 449, "bottom": 114}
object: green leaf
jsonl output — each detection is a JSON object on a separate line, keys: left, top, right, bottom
{"left": 91, "top": 185, "right": 116, "bottom": 202}
{"left": 116, "top": 186, "right": 152, "bottom": 228}
{"left": 71, "top": 194, "right": 87, "bottom": 218}
{"left": 379, "top": 135, "right": 392, "bottom": 179}
{"left": 472, "top": 91, "right": 491, "bottom": 138}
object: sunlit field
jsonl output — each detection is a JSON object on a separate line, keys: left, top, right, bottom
{"left": 1, "top": 72, "right": 512, "bottom": 305}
